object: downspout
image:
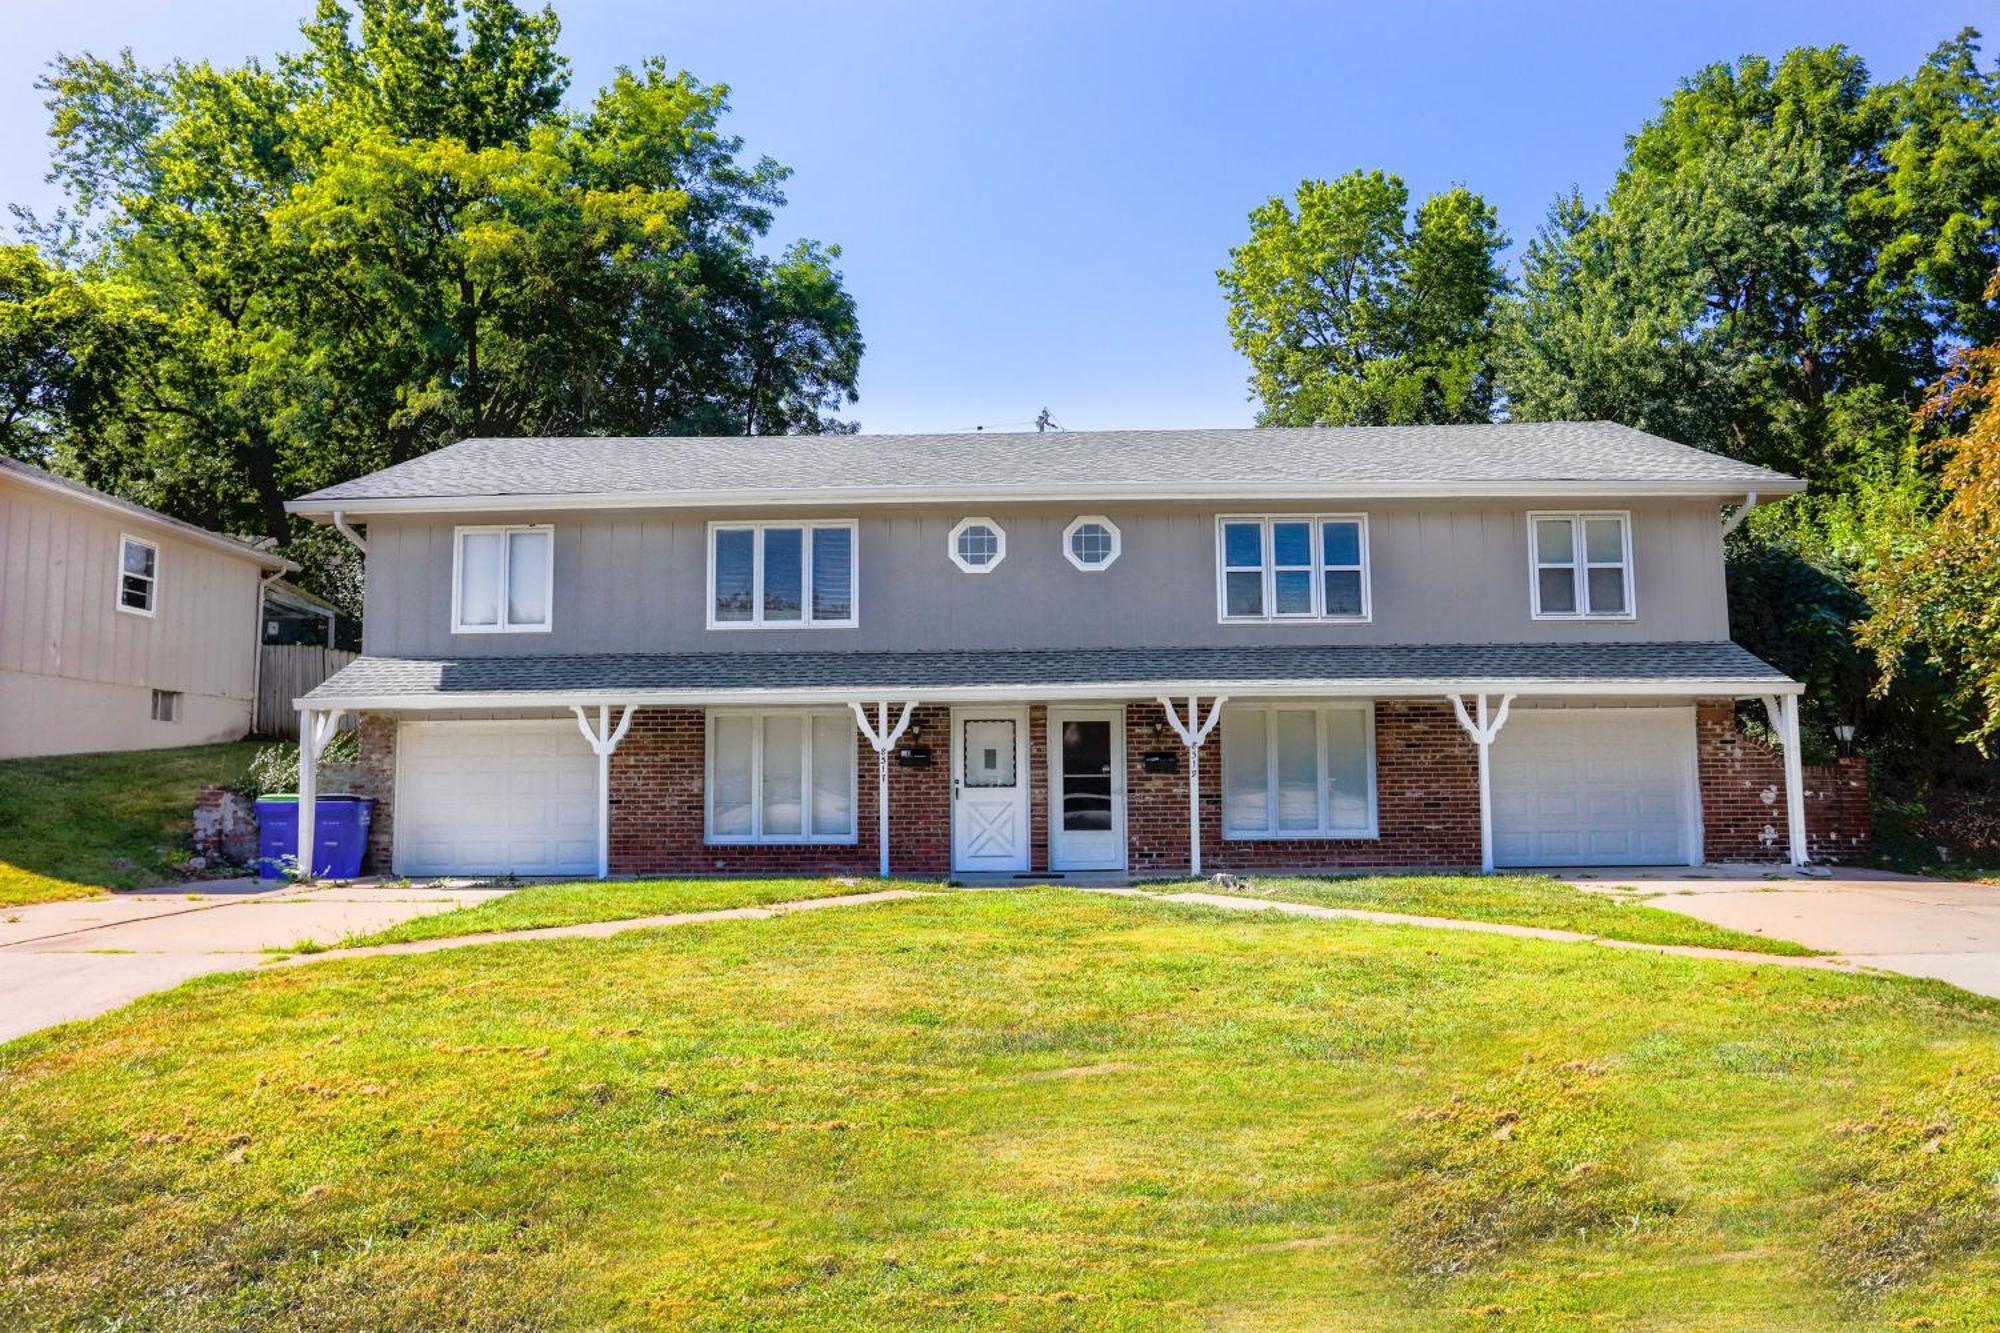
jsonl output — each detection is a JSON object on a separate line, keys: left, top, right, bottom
{"left": 250, "top": 570, "right": 285, "bottom": 737}
{"left": 330, "top": 506, "right": 370, "bottom": 552}
{"left": 1719, "top": 492, "right": 1758, "bottom": 539}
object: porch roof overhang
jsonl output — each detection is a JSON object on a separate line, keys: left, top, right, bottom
{"left": 296, "top": 641, "right": 1798, "bottom": 712}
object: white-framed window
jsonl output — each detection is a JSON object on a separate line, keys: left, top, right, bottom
{"left": 1216, "top": 515, "right": 1370, "bottom": 622}
{"left": 452, "top": 525, "right": 553, "bottom": 633}
{"left": 150, "top": 689, "right": 181, "bottom": 723}
{"left": 1528, "top": 511, "right": 1634, "bottom": 620}
{"left": 1063, "top": 516, "right": 1121, "bottom": 571}
{"left": 117, "top": 535, "right": 158, "bottom": 616}
{"left": 948, "top": 517, "right": 1006, "bottom": 574}
{"left": 709, "top": 521, "right": 858, "bottom": 628}
{"left": 705, "top": 709, "right": 858, "bottom": 843}
{"left": 1220, "top": 702, "right": 1377, "bottom": 839}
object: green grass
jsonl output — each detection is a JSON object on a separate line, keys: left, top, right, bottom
{"left": 0, "top": 742, "right": 262, "bottom": 906}
{"left": 2, "top": 888, "right": 1996, "bottom": 1328}
{"left": 1181, "top": 872, "right": 1820, "bottom": 955}
{"left": 344, "top": 876, "right": 912, "bottom": 946}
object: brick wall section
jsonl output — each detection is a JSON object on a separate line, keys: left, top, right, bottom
{"left": 1694, "top": 700, "right": 1871, "bottom": 862}
{"left": 192, "top": 786, "right": 259, "bottom": 865}
{"left": 608, "top": 705, "right": 952, "bottom": 877}
{"left": 322, "top": 714, "right": 397, "bottom": 874}
{"left": 1124, "top": 699, "right": 1483, "bottom": 876}
{"left": 1028, "top": 705, "right": 1050, "bottom": 874}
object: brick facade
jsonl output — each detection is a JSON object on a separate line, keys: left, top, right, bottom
{"left": 1124, "top": 698, "right": 1483, "bottom": 876}
{"left": 1695, "top": 700, "right": 1871, "bottom": 862}
{"left": 607, "top": 705, "right": 952, "bottom": 876}
{"left": 338, "top": 694, "right": 1872, "bottom": 880}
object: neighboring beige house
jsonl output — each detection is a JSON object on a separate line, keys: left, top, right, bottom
{"left": 0, "top": 458, "right": 293, "bottom": 759}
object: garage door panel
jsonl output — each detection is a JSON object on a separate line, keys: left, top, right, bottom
{"left": 1491, "top": 710, "right": 1696, "bottom": 868}
{"left": 397, "top": 722, "right": 597, "bottom": 877}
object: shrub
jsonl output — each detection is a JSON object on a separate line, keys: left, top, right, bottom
{"left": 236, "top": 731, "right": 359, "bottom": 798}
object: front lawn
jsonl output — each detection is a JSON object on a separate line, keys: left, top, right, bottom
{"left": 0, "top": 743, "right": 262, "bottom": 906}
{"left": 2, "top": 890, "right": 1995, "bottom": 1327}
{"left": 344, "top": 876, "right": 918, "bottom": 946}
{"left": 1186, "top": 872, "right": 1819, "bottom": 955}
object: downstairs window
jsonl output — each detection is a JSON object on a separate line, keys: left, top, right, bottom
{"left": 1219, "top": 703, "right": 1377, "bottom": 839}
{"left": 706, "top": 709, "right": 858, "bottom": 843}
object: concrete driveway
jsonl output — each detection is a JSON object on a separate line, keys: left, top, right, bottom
{"left": 0, "top": 879, "right": 508, "bottom": 1044}
{"left": 1569, "top": 867, "right": 2000, "bottom": 999}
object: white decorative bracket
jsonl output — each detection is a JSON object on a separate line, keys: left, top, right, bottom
{"left": 1156, "top": 694, "right": 1228, "bottom": 876}
{"left": 1449, "top": 692, "right": 1516, "bottom": 874}
{"left": 851, "top": 701, "right": 916, "bottom": 878}
{"left": 573, "top": 704, "right": 636, "bottom": 880}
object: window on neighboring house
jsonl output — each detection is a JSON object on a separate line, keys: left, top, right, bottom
{"left": 118, "top": 536, "right": 158, "bottom": 616}
{"left": 710, "top": 522, "right": 857, "bottom": 627}
{"left": 1529, "top": 512, "right": 1633, "bottom": 619}
{"left": 150, "top": 689, "right": 181, "bottom": 723}
{"left": 1220, "top": 703, "right": 1376, "bottom": 838}
{"left": 948, "top": 517, "right": 1006, "bottom": 573}
{"left": 1216, "top": 515, "right": 1369, "bottom": 622}
{"left": 706, "top": 709, "right": 858, "bottom": 843}
{"left": 453, "top": 525, "right": 553, "bottom": 633}
{"left": 1063, "top": 516, "right": 1121, "bottom": 571}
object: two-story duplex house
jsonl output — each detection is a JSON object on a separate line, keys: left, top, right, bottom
{"left": 283, "top": 422, "right": 1825, "bottom": 881}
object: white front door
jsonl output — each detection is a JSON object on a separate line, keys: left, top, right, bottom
{"left": 1049, "top": 706, "right": 1125, "bottom": 871}
{"left": 952, "top": 706, "right": 1030, "bottom": 873}
{"left": 1490, "top": 707, "right": 1700, "bottom": 867}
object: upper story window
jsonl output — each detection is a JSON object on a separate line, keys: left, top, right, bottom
{"left": 1216, "top": 515, "right": 1369, "bottom": 623}
{"left": 1063, "top": 516, "right": 1121, "bottom": 571}
{"left": 710, "top": 521, "right": 857, "bottom": 628}
{"left": 949, "top": 518, "right": 1006, "bottom": 573}
{"left": 1529, "top": 512, "right": 1633, "bottom": 619}
{"left": 117, "top": 535, "right": 158, "bottom": 616}
{"left": 453, "top": 525, "right": 552, "bottom": 633}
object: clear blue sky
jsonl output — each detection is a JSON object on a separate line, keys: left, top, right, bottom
{"left": 4, "top": 0, "right": 1993, "bottom": 433}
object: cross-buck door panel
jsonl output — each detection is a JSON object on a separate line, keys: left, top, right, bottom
{"left": 952, "top": 707, "right": 1030, "bottom": 873}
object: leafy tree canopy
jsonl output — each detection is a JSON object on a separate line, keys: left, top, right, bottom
{"left": 4, "top": 0, "right": 862, "bottom": 607}
{"left": 1219, "top": 170, "right": 1508, "bottom": 426}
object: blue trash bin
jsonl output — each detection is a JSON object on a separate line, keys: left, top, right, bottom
{"left": 255, "top": 796, "right": 374, "bottom": 879}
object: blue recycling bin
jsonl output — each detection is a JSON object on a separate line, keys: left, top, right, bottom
{"left": 255, "top": 796, "right": 374, "bottom": 879}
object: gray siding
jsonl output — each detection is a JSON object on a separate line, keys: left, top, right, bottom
{"left": 0, "top": 478, "right": 264, "bottom": 701}
{"left": 361, "top": 498, "right": 1730, "bottom": 657}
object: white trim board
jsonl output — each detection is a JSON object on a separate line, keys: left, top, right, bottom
{"left": 288, "top": 476, "right": 1807, "bottom": 519}
{"left": 302, "top": 676, "right": 1803, "bottom": 713}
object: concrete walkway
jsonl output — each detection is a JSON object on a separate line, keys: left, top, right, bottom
{"left": 1564, "top": 868, "right": 2000, "bottom": 998}
{"left": 6, "top": 870, "right": 1994, "bottom": 1046}
{"left": 0, "top": 879, "right": 508, "bottom": 1044}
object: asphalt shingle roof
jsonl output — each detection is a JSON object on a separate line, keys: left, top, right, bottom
{"left": 290, "top": 422, "right": 1799, "bottom": 508}
{"left": 303, "top": 641, "right": 1790, "bottom": 705}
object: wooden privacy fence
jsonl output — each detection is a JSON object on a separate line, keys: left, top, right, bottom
{"left": 255, "top": 645, "right": 357, "bottom": 738}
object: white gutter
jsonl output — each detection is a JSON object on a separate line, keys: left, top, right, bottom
{"left": 296, "top": 676, "right": 1804, "bottom": 714}
{"left": 287, "top": 475, "right": 1810, "bottom": 519}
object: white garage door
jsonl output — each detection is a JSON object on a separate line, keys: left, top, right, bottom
{"left": 395, "top": 722, "right": 597, "bottom": 876}
{"left": 1490, "top": 708, "right": 1698, "bottom": 867}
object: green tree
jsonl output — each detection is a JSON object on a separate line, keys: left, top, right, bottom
{"left": 1219, "top": 170, "right": 1507, "bottom": 426}
{"left": 1500, "top": 33, "right": 2000, "bottom": 773}
{"left": 11, "top": 0, "right": 861, "bottom": 579}
{"left": 1862, "top": 311, "right": 2000, "bottom": 749}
